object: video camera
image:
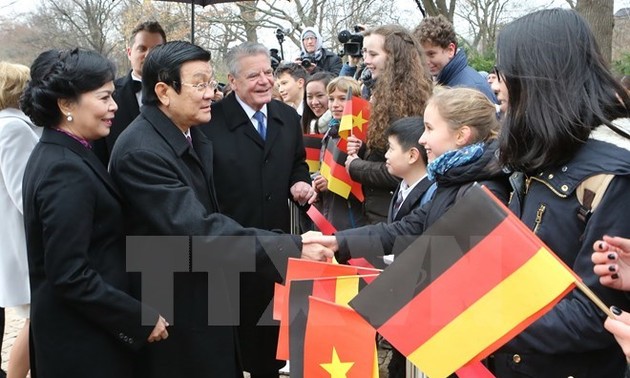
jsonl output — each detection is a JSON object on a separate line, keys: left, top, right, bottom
{"left": 275, "top": 28, "right": 285, "bottom": 44}
{"left": 338, "top": 25, "right": 364, "bottom": 57}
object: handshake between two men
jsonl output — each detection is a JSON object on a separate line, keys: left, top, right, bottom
{"left": 300, "top": 231, "right": 340, "bottom": 262}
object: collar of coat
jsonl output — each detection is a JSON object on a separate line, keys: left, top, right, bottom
{"left": 532, "top": 117, "right": 630, "bottom": 197}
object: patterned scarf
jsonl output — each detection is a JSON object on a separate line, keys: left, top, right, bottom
{"left": 427, "top": 142, "right": 485, "bottom": 181}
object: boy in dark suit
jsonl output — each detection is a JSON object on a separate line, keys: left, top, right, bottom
{"left": 384, "top": 117, "right": 434, "bottom": 377}
{"left": 385, "top": 116, "right": 434, "bottom": 224}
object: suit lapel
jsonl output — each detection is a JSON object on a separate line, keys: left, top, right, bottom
{"left": 223, "top": 93, "right": 266, "bottom": 149}
{"left": 394, "top": 177, "right": 433, "bottom": 221}
{"left": 263, "top": 101, "right": 283, "bottom": 157}
{"left": 191, "top": 127, "right": 220, "bottom": 210}
{"left": 41, "top": 129, "right": 122, "bottom": 200}
{"left": 387, "top": 186, "right": 400, "bottom": 223}
{"left": 142, "top": 106, "right": 219, "bottom": 211}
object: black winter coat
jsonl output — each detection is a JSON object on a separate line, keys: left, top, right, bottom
{"left": 491, "top": 120, "right": 630, "bottom": 378}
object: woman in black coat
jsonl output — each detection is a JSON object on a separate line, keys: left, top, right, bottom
{"left": 20, "top": 48, "right": 167, "bottom": 378}
{"left": 489, "top": 9, "right": 630, "bottom": 377}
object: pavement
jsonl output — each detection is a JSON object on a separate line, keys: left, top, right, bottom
{"left": 1, "top": 307, "right": 26, "bottom": 375}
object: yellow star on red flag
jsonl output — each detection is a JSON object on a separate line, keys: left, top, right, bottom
{"left": 320, "top": 347, "right": 354, "bottom": 377}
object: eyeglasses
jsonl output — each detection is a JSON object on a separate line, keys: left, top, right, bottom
{"left": 176, "top": 80, "right": 218, "bottom": 92}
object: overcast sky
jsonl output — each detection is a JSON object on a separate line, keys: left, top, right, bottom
{"left": 1, "top": 0, "right": 628, "bottom": 59}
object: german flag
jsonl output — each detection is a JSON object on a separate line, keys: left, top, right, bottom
{"left": 304, "top": 134, "right": 323, "bottom": 173}
{"left": 319, "top": 137, "right": 364, "bottom": 201}
{"left": 338, "top": 88, "right": 370, "bottom": 147}
{"left": 349, "top": 185, "right": 579, "bottom": 378}
{"left": 304, "top": 296, "right": 378, "bottom": 378}
{"left": 275, "top": 259, "right": 380, "bottom": 361}
{"left": 288, "top": 276, "right": 378, "bottom": 378}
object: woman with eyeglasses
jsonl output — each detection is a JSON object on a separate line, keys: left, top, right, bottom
{"left": 489, "top": 8, "right": 630, "bottom": 377}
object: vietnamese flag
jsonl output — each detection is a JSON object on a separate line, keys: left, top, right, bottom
{"left": 338, "top": 87, "right": 370, "bottom": 147}
{"left": 276, "top": 259, "right": 380, "bottom": 361}
{"left": 288, "top": 276, "right": 378, "bottom": 378}
{"left": 304, "top": 134, "right": 323, "bottom": 173}
{"left": 349, "top": 185, "right": 579, "bottom": 378}
{"left": 319, "top": 137, "right": 364, "bottom": 201}
{"left": 304, "top": 296, "right": 378, "bottom": 378}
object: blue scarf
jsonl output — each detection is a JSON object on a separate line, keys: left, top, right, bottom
{"left": 427, "top": 142, "right": 485, "bottom": 181}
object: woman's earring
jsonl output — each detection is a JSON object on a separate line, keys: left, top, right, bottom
{"left": 66, "top": 113, "right": 73, "bottom": 122}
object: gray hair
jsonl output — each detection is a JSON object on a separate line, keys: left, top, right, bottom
{"left": 224, "top": 42, "right": 270, "bottom": 76}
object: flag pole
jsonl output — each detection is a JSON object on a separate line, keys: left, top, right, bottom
{"left": 574, "top": 280, "right": 615, "bottom": 317}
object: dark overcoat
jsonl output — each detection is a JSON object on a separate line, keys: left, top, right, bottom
{"left": 23, "top": 128, "right": 156, "bottom": 378}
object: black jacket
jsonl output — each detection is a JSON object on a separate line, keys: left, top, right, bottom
{"left": 109, "top": 105, "right": 302, "bottom": 378}
{"left": 23, "top": 128, "right": 156, "bottom": 378}
{"left": 335, "top": 140, "right": 510, "bottom": 263}
{"left": 316, "top": 48, "right": 343, "bottom": 76}
{"left": 491, "top": 120, "right": 630, "bottom": 378}
{"left": 199, "top": 94, "right": 310, "bottom": 373}
{"left": 348, "top": 147, "right": 401, "bottom": 224}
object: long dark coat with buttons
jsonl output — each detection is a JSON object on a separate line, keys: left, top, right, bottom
{"left": 23, "top": 128, "right": 157, "bottom": 378}
{"left": 200, "top": 93, "right": 310, "bottom": 373}
{"left": 110, "top": 104, "right": 302, "bottom": 378}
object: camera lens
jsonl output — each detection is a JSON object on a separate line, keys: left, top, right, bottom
{"left": 301, "top": 59, "right": 312, "bottom": 68}
{"left": 337, "top": 30, "right": 351, "bottom": 44}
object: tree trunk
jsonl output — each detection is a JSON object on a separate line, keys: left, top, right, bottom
{"left": 576, "top": 0, "right": 614, "bottom": 63}
{"left": 237, "top": 2, "right": 258, "bottom": 42}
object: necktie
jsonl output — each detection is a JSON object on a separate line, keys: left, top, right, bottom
{"left": 132, "top": 80, "right": 142, "bottom": 93}
{"left": 253, "top": 111, "right": 266, "bottom": 140}
{"left": 186, "top": 134, "right": 193, "bottom": 147}
{"left": 393, "top": 190, "right": 404, "bottom": 217}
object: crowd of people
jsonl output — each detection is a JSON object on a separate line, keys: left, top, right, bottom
{"left": 1, "top": 7, "right": 630, "bottom": 378}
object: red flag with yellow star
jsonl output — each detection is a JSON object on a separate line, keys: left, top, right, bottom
{"left": 338, "top": 88, "right": 370, "bottom": 150}
{"left": 275, "top": 259, "right": 380, "bottom": 361}
{"left": 304, "top": 296, "right": 378, "bottom": 378}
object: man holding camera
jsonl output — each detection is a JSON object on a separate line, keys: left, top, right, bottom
{"left": 295, "top": 27, "right": 342, "bottom": 76}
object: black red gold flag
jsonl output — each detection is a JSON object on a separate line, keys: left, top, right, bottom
{"left": 349, "top": 185, "right": 578, "bottom": 378}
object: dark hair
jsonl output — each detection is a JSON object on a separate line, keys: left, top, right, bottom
{"left": 385, "top": 116, "right": 428, "bottom": 166}
{"left": 496, "top": 8, "right": 630, "bottom": 173}
{"left": 20, "top": 48, "right": 116, "bottom": 128}
{"left": 414, "top": 15, "right": 457, "bottom": 49}
{"left": 275, "top": 62, "right": 308, "bottom": 81}
{"left": 128, "top": 21, "right": 167, "bottom": 48}
{"left": 301, "top": 72, "right": 333, "bottom": 133}
{"left": 142, "top": 41, "right": 211, "bottom": 106}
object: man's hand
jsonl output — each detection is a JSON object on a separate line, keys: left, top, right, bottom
{"left": 302, "top": 233, "right": 339, "bottom": 252}
{"left": 291, "top": 181, "right": 315, "bottom": 205}
{"left": 301, "top": 242, "right": 334, "bottom": 261}
{"left": 147, "top": 315, "right": 169, "bottom": 343}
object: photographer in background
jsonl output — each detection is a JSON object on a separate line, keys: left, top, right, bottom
{"left": 295, "top": 27, "right": 342, "bottom": 76}
{"left": 339, "top": 25, "right": 374, "bottom": 99}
